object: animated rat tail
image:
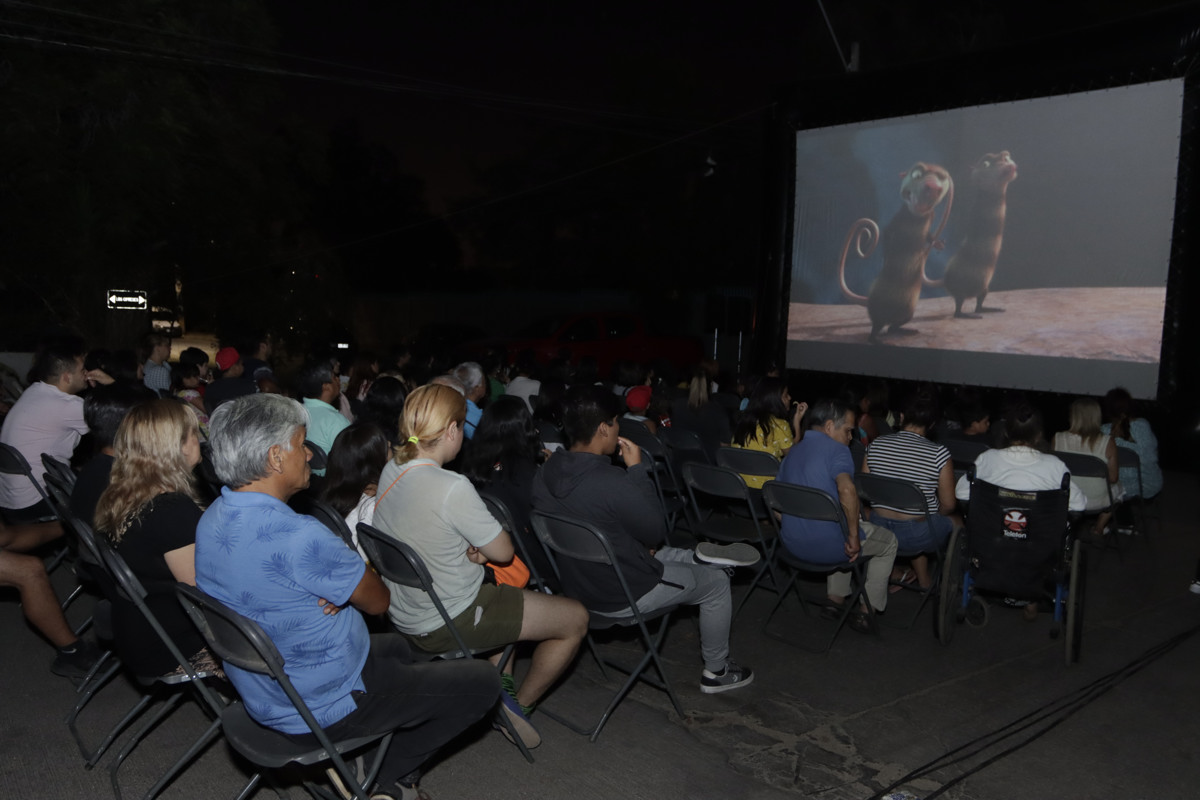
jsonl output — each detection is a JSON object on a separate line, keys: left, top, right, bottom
{"left": 921, "top": 178, "right": 954, "bottom": 288}
{"left": 837, "top": 218, "right": 879, "bottom": 305}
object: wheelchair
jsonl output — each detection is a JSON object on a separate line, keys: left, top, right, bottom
{"left": 936, "top": 472, "right": 1086, "bottom": 665}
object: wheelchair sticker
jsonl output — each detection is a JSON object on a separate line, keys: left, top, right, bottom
{"left": 1002, "top": 508, "right": 1028, "bottom": 538}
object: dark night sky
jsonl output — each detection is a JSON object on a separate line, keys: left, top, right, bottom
{"left": 260, "top": 1, "right": 1179, "bottom": 213}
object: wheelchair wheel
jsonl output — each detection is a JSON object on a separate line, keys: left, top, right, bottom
{"left": 1065, "top": 539, "right": 1086, "bottom": 665}
{"left": 965, "top": 595, "right": 989, "bottom": 627}
{"left": 936, "top": 527, "right": 965, "bottom": 645}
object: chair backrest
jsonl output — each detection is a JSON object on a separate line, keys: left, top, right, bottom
{"left": 761, "top": 480, "right": 850, "bottom": 541}
{"left": 854, "top": 472, "right": 929, "bottom": 517}
{"left": 0, "top": 442, "right": 51, "bottom": 503}
{"left": 1115, "top": 446, "right": 1140, "bottom": 470}
{"left": 41, "top": 453, "right": 77, "bottom": 491}
{"left": 42, "top": 474, "right": 103, "bottom": 568}
{"left": 95, "top": 539, "right": 220, "bottom": 701}
{"left": 619, "top": 419, "right": 667, "bottom": 459}
{"left": 658, "top": 427, "right": 707, "bottom": 461}
{"left": 478, "top": 489, "right": 548, "bottom": 592}
{"left": 355, "top": 523, "right": 473, "bottom": 658}
{"left": 944, "top": 439, "right": 990, "bottom": 469}
{"left": 715, "top": 446, "right": 780, "bottom": 478}
{"left": 307, "top": 498, "right": 358, "bottom": 552}
{"left": 1051, "top": 450, "right": 1109, "bottom": 480}
{"left": 529, "top": 510, "right": 646, "bottom": 615}
{"left": 963, "top": 475, "right": 1071, "bottom": 597}
{"left": 176, "top": 584, "right": 354, "bottom": 754}
{"left": 682, "top": 461, "right": 753, "bottom": 503}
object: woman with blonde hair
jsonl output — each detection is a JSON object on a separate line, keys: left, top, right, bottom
{"left": 372, "top": 384, "right": 587, "bottom": 751}
{"left": 1053, "top": 397, "right": 1124, "bottom": 534}
{"left": 95, "top": 398, "right": 208, "bottom": 675}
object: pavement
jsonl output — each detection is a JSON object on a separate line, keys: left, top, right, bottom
{"left": 2, "top": 469, "right": 1198, "bottom": 800}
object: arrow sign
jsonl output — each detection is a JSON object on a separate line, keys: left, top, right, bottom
{"left": 106, "top": 289, "right": 148, "bottom": 310}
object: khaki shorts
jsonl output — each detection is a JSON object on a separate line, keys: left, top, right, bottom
{"left": 407, "top": 582, "right": 525, "bottom": 654}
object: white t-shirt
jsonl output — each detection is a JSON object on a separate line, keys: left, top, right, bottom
{"left": 955, "top": 446, "right": 1087, "bottom": 512}
{"left": 505, "top": 376, "right": 541, "bottom": 414}
{"left": 344, "top": 493, "right": 375, "bottom": 563}
{"left": 372, "top": 458, "right": 502, "bottom": 634}
{"left": 0, "top": 381, "right": 87, "bottom": 509}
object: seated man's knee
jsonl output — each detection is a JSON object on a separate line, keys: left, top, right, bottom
{"left": 0, "top": 551, "right": 45, "bottom": 588}
{"left": 565, "top": 597, "right": 589, "bottom": 638}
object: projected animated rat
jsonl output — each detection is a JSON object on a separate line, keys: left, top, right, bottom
{"left": 836, "top": 162, "right": 953, "bottom": 343}
{"left": 925, "top": 151, "right": 1018, "bottom": 317}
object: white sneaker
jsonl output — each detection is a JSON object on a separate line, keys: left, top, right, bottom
{"left": 694, "top": 542, "right": 760, "bottom": 568}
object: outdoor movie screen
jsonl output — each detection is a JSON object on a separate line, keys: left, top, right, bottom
{"left": 784, "top": 78, "right": 1182, "bottom": 399}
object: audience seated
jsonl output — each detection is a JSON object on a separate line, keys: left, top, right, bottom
{"left": 345, "top": 352, "right": 380, "bottom": 418}
{"left": 238, "top": 330, "right": 275, "bottom": 386}
{"left": 777, "top": 398, "right": 898, "bottom": 628}
{"left": 462, "top": 396, "right": 555, "bottom": 586}
{"left": 197, "top": 393, "right": 497, "bottom": 799}
{"left": 730, "top": 377, "right": 806, "bottom": 489}
{"left": 0, "top": 337, "right": 91, "bottom": 523}
{"left": 945, "top": 401, "right": 993, "bottom": 445}
{"left": 955, "top": 402, "right": 1087, "bottom": 511}
{"left": 140, "top": 332, "right": 172, "bottom": 397}
{"left": 0, "top": 518, "right": 100, "bottom": 679}
{"left": 299, "top": 359, "right": 351, "bottom": 476}
{"left": 670, "top": 366, "right": 733, "bottom": 462}
{"left": 373, "top": 384, "right": 587, "bottom": 749}
{"left": 204, "top": 347, "right": 257, "bottom": 415}
{"left": 504, "top": 350, "right": 541, "bottom": 414}
{"left": 320, "top": 422, "right": 391, "bottom": 560}
{"left": 451, "top": 362, "right": 487, "bottom": 439}
{"left": 622, "top": 385, "right": 657, "bottom": 434}
{"left": 171, "top": 362, "right": 210, "bottom": 438}
{"left": 531, "top": 384, "right": 758, "bottom": 694}
{"left": 71, "top": 383, "right": 154, "bottom": 527}
{"left": 359, "top": 376, "right": 409, "bottom": 447}
{"left": 1102, "top": 387, "right": 1163, "bottom": 500}
{"left": 1052, "top": 397, "right": 1124, "bottom": 534}
{"left": 862, "top": 391, "right": 958, "bottom": 590}
{"left": 94, "top": 398, "right": 209, "bottom": 676}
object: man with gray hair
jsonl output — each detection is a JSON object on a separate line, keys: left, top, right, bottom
{"left": 452, "top": 361, "right": 485, "bottom": 438}
{"left": 196, "top": 394, "right": 498, "bottom": 800}
{"left": 776, "top": 397, "right": 897, "bottom": 632}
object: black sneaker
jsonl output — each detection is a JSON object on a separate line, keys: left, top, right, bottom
{"left": 50, "top": 639, "right": 102, "bottom": 682}
{"left": 700, "top": 661, "right": 754, "bottom": 694}
{"left": 694, "top": 542, "right": 760, "bottom": 568}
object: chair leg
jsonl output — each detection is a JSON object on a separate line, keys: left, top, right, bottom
{"left": 109, "top": 692, "right": 185, "bottom": 800}
{"left": 140, "top": 715, "right": 224, "bottom": 800}
{"left": 65, "top": 654, "right": 125, "bottom": 765}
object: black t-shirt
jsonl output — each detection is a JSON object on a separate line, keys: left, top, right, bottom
{"left": 109, "top": 492, "right": 205, "bottom": 675}
{"left": 204, "top": 376, "right": 257, "bottom": 415}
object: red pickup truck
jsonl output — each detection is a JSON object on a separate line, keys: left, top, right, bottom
{"left": 482, "top": 313, "right": 702, "bottom": 377}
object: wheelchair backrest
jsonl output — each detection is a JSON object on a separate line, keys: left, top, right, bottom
{"left": 964, "top": 477, "right": 1070, "bottom": 597}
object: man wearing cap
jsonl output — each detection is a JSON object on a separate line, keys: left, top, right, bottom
{"left": 623, "top": 384, "right": 657, "bottom": 434}
{"left": 204, "top": 347, "right": 258, "bottom": 415}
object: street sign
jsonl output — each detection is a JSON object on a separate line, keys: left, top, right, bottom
{"left": 106, "top": 289, "right": 148, "bottom": 310}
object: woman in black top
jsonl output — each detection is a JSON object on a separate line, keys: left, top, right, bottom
{"left": 94, "top": 398, "right": 206, "bottom": 675}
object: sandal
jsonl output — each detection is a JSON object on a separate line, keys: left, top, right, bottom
{"left": 889, "top": 568, "right": 917, "bottom": 594}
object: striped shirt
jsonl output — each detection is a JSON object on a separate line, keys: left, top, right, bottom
{"left": 864, "top": 430, "right": 950, "bottom": 514}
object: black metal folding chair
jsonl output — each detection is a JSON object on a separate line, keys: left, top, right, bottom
{"left": 530, "top": 510, "right": 685, "bottom": 742}
{"left": 0, "top": 443, "right": 69, "bottom": 573}
{"left": 478, "top": 489, "right": 553, "bottom": 594}
{"left": 355, "top": 523, "right": 534, "bottom": 763}
{"left": 1052, "top": 450, "right": 1122, "bottom": 558}
{"left": 1115, "top": 446, "right": 1157, "bottom": 543}
{"left": 94, "top": 539, "right": 241, "bottom": 800}
{"left": 944, "top": 439, "right": 990, "bottom": 485}
{"left": 177, "top": 584, "right": 391, "bottom": 800}
{"left": 306, "top": 497, "right": 360, "bottom": 552}
{"left": 855, "top": 472, "right": 944, "bottom": 629}
{"left": 41, "top": 452, "right": 78, "bottom": 492}
{"left": 680, "top": 461, "right": 779, "bottom": 617}
{"left": 619, "top": 420, "right": 687, "bottom": 540}
{"left": 760, "top": 480, "right": 877, "bottom": 653}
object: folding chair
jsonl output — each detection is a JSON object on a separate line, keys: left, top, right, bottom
{"left": 1115, "top": 446, "right": 1157, "bottom": 543}
{"left": 658, "top": 427, "right": 710, "bottom": 470}
{"left": 1052, "top": 450, "right": 1122, "bottom": 557}
{"left": 854, "top": 472, "right": 943, "bottom": 628}
{"left": 355, "top": 523, "right": 534, "bottom": 764}
{"left": 944, "top": 439, "right": 990, "bottom": 485}
{"left": 41, "top": 452, "right": 78, "bottom": 492}
{"left": 619, "top": 420, "right": 687, "bottom": 539}
{"left": 760, "top": 480, "right": 877, "bottom": 653}
{"left": 0, "top": 443, "right": 68, "bottom": 572}
{"left": 306, "top": 497, "right": 360, "bottom": 552}
{"left": 94, "top": 539, "right": 241, "bottom": 800}
{"left": 715, "top": 446, "right": 779, "bottom": 487}
{"left": 177, "top": 584, "right": 391, "bottom": 800}
{"left": 680, "top": 461, "right": 779, "bottom": 617}
{"left": 478, "top": 489, "right": 553, "bottom": 594}
{"left": 530, "top": 510, "right": 685, "bottom": 742}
